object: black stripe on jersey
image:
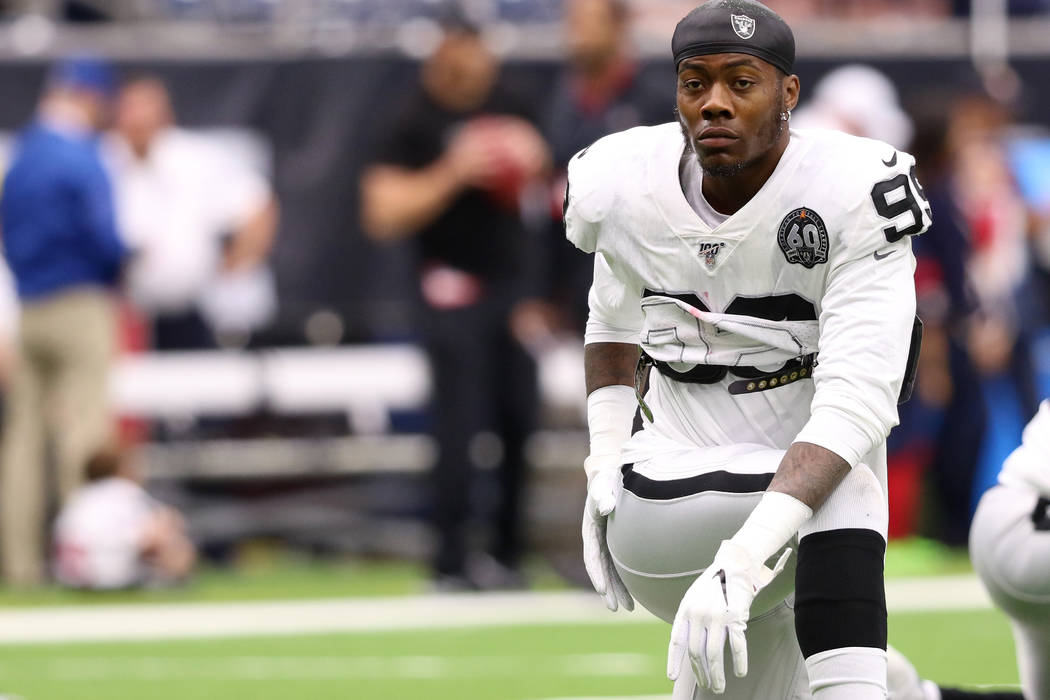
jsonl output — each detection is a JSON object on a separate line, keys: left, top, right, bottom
{"left": 940, "top": 690, "right": 1023, "bottom": 700}
{"left": 640, "top": 289, "right": 818, "bottom": 321}
{"left": 620, "top": 464, "right": 774, "bottom": 500}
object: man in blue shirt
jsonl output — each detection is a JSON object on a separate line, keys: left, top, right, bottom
{"left": 0, "top": 56, "right": 128, "bottom": 586}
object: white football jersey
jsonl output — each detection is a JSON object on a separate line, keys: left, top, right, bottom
{"left": 52, "top": 478, "right": 156, "bottom": 589}
{"left": 566, "top": 124, "right": 930, "bottom": 482}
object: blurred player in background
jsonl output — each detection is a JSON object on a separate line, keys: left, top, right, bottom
{"left": 907, "top": 100, "right": 987, "bottom": 546}
{"left": 970, "top": 401, "right": 1050, "bottom": 700}
{"left": 885, "top": 646, "right": 1023, "bottom": 700}
{"left": 106, "top": 75, "right": 279, "bottom": 350}
{"left": 945, "top": 96, "right": 1044, "bottom": 419}
{"left": 567, "top": 0, "right": 929, "bottom": 696}
{"left": 361, "top": 6, "right": 550, "bottom": 589}
{"left": 791, "top": 64, "right": 913, "bottom": 151}
{"left": 0, "top": 56, "right": 127, "bottom": 587}
{"left": 544, "top": 0, "right": 668, "bottom": 332}
{"left": 52, "top": 446, "right": 196, "bottom": 589}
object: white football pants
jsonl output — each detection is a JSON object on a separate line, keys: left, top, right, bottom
{"left": 606, "top": 443, "right": 893, "bottom": 699}
{"left": 971, "top": 484, "right": 1050, "bottom": 700}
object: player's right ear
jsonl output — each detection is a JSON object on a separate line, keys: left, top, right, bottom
{"left": 783, "top": 74, "right": 800, "bottom": 113}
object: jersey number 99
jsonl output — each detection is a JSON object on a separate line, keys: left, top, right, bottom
{"left": 870, "top": 165, "right": 931, "bottom": 243}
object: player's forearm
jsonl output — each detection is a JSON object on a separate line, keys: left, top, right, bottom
{"left": 721, "top": 443, "right": 847, "bottom": 567}
{"left": 360, "top": 161, "right": 464, "bottom": 241}
{"left": 583, "top": 342, "right": 638, "bottom": 483}
{"left": 768, "top": 441, "right": 850, "bottom": 511}
{"left": 584, "top": 342, "right": 638, "bottom": 395}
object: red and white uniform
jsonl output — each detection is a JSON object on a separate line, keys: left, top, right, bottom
{"left": 52, "top": 477, "right": 155, "bottom": 589}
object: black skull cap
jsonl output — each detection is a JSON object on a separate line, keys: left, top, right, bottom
{"left": 672, "top": 0, "right": 795, "bottom": 75}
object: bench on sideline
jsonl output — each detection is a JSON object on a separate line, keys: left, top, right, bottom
{"left": 111, "top": 343, "right": 588, "bottom": 479}
{"left": 111, "top": 342, "right": 586, "bottom": 433}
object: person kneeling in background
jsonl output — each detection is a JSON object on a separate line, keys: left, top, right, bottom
{"left": 52, "top": 447, "right": 196, "bottom": 589}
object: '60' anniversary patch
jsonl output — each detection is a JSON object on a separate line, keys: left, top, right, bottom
{"left": 777, "top": 207, "right": 829, "bottom": 268}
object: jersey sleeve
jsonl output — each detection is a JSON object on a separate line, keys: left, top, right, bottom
{"left": 563, "top": 137, "right": 619, "bottom": 254}
{"left": 843, "top": 149, "right": 932, "bottom": 257}
{"left": 793, "top": 149, "right": 931, "bottom": 467}
{"left": 584, "top": 251, "right": 643, "bottom": 345}
{"left": 563, "top": 133, "right": 644, "bottom": 345}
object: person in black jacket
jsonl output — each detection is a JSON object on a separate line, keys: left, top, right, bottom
{"left": 361, "top": 11, "right": 550, "bottom": 589}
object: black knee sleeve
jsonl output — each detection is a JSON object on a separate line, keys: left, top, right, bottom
{"left": 940, "top": 690, "right": 1023, "bottom": 700}
{"left": 794, "top": 528, "right": 887, "bottom": 658}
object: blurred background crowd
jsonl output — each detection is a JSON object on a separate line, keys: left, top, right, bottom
{"left": 0, "top": 0, "right": 1047, "bottom": 592}
{"left": 2, "top": 0, "right": 1050, "bottom": 23}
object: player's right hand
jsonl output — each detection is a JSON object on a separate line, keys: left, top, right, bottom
{"left": 581, "top": 455, "right": 634, "bottom": 613}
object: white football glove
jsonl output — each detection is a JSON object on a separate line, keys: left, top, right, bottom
{"left": 667, "top": 539, "right": 791, "bottom": 694}
{"left": 581, "top": 454, "right": 634, "bottom": 612}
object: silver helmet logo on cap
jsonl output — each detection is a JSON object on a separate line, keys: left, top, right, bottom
{"left": 731, "top": 14, "right": 755, "bottom": 39}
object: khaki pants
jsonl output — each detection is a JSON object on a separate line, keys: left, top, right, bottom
{"left": 1, "top": 287, "right": 117, "bottom": 585}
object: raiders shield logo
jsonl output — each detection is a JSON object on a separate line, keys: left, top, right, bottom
{"left": 731, "top": 14, "right": 756, "bottom": 39}
{"left": 778, "top": 208, "right": 829, "bottom": 268}
{"left": 697, "top": 241, "right": 726, "bottom": 269}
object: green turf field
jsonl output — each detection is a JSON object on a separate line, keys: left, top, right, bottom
{"left": 0, "top": 536, "right": 974, "bottom": 607}
{"left": 0, "top": 609, "right": 1020, "bottom": 700}
{"left": 0, "top": 542, "right": 1021, "bottom": 700}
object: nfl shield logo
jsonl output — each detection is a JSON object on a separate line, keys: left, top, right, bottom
{"left": 731, "top": 14, "right": 755, "bottom": 39}
{"left": 697, "top": 241, "right": 725, "bottom": 269}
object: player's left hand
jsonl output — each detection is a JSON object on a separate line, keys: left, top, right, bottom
{"left": 667, "top": 540, "right": 791, "bottom": 694}
{"left": 581, "top": 456, "right": 634, "bottom": 613}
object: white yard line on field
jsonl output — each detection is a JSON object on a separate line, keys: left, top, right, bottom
{"left": 0, "top": 590, "right": 644, "bottom": 645}
{"left": 0, "top": 652, "right": 657, "bottom": 682}
{"left": 886, "top": 573, "right": 994, "bottom": 611}
{"left": 0, "top": 574, "right": 990, "bottom": 644}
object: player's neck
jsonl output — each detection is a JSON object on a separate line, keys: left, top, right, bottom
{"left": 701, "top": 134, "right": 790, "bottom": 215}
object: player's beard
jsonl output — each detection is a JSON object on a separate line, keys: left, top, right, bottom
{"left": 677, "top": 94, "right": 787, "bottom": 179}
